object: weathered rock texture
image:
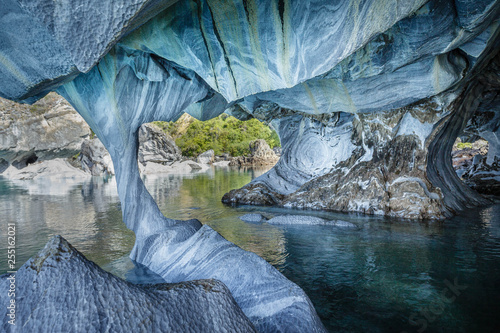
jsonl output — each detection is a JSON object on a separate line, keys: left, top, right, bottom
{"left": 196, "top": 149, "right": 215, "bottom": 164}
{"left": 0, "top": 93, "right": 90, "bottom": 171}
{"left": 230, "top": 139, "right": 279, "bottom": 166}
{"left": 1, "top": 0, "right": 500, "bottom": 330}
{"left": 79, "top": 137, "right": 115, "bottom": 176}
{"left": 0, "top": 235, "right": 256, "bottom": 333}
{"left": 138, "top": 123, "right": 181, "bottom": 166}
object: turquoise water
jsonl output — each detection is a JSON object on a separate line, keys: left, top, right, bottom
{"left": 1, "top": 167, "right": 499, "bottom": 332}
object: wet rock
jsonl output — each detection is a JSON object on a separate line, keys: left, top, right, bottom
{"left": 229, "top": 140, "right": 279, "bottom": 167}
{"left": 196, "top": 149, "right": 215, "bottom": 165}
{"left": 266, "top": 215, "right": 358, "bottom": 228}
{"left": 239, "top": 213, "right": 267, "bottom": 223}
{"left": 267, "top": 215, "right": 329, "bottom": 225}
{"left": 138, "top": 123, "right": 181, "bottom": 166}
{"left": 0, "top": 235, "right": 256, "bottom": 333}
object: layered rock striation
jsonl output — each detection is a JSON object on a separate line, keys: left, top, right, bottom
{"left": 0, "top": 93, "right": 90, "bottom": 171}
{"left": 0, "top": 235, "right": 256, "bottom": 333}
{"left": 1, "top": 0, "right": 500, "bottom": 331}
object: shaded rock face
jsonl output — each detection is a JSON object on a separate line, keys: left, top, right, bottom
{"left": 456, "top": 89, "right": 500, "bottom": 195}
{"left": 138, "top": 123, "right": 181, "bottom": 166}
{"left": 230, "top": 139, "right": 279, "bottom": 166}
{"left": 79, "top": 137, "right": 115, "bottom": 176}
{"left": 0, "top": 0, "right": 180, "bottom": 102}
{"left": 0, "top": 93, "right": 90, "bottom": 171}
{"left": 224, "top": 63, "right": 500, "bottom": 219}
{"left": 0, "top": 235, "right": 256, "bottom": 333}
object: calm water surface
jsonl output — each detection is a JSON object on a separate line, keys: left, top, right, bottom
{"left": 1, "top": 167, "right": 499, "bottom": 332}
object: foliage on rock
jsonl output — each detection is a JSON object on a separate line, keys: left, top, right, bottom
{"left": 154, "top": 114, "right": 280, "bottom": 157}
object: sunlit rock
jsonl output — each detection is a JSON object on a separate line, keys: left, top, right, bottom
{"left": 230, "top": 139, "right": 279, "bottom": 167}
{"left": 0, "top": 93, "right": 90, "bottom": 170}
{"left": 79, "top": 137, "right": 115, "bottom": 176}
{"left": 196, "top": 149, "right": 215, "bottom": 164}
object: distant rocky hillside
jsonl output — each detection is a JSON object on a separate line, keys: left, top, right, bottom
{"left": 0, "top": 93, "right": 90, "bottom": 172}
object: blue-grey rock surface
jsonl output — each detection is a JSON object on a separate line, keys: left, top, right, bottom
{"left": 266, "top": 215, "right": 358, "bottom": 228}
{"left": 1, "top": 0, "right": 500, "bottom": 331}
{"left": 0, "top": 235, "right": 256, "bottom": 333}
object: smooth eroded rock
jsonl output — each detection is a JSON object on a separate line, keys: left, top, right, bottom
{"left": 0, "top": 235, "right": 256, "bottom": 333}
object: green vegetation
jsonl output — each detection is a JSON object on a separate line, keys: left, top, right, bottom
{"left": 456, "top": 142, "right": 473, "bottom": 149}
{"left": 154, "top": 114, "right": 280, "bottom": 157}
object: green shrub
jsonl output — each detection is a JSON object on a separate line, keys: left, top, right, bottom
{"left": 456, "top": 142, "right": 472, "bottom": 149}
{"left": 157, "top": 114, "right": 280, "bottom": 157}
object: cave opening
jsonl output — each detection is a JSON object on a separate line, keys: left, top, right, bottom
{"left": 12, "top": 153, "right": 38, "bottom": 169}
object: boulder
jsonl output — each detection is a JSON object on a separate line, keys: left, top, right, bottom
{"left": 79, "top": 138, "right": 115, "bottom": 176}
{"left": 196, "top": 149, "right": 214, "bottom": 164}
{"left": 138, "top": 123, "right": 181, "bottom": 166}
{"left": 0, "top": 235, "right": 256, "bottom": 333}
{"left": 229, "top": 140, "right": 279, "bottom": 167}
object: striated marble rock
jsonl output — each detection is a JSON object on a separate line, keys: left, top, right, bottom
{"left": 0, "top": 235, "right": 256, "bottom": 333}
{"left": 0, "top": 93, "right": 90, "bottom": 171}
{"left": 0, "top": 0, "right": 180, "bottom": 102}
{"left": 79, "top": 137, "right": 115, "bottom": 176}
{"left": 230, "top": 139, "right": 279, "bottom": 167}
{"left": 1, "top": 0, "right": 500, "bottom": 330}
{"left": 138, "top": 123, "right": 181, "bottom": 166}
{"left": 55, "top": 45, "right": 325, "bottom": 331}
{"left": 223, "top": 81, "right": 497, "bottom": 219}
{"left": 460, "top": 154, "right": 500, "bottom": 195}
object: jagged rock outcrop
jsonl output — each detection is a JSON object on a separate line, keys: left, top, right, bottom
{"left": 79, "top": 137, "right": 115, "bottom": 176}
{"left": 229, "top": 139, "right": 279, "bottom": 166}
{"left": 452, "top": 139, "right": 489, "bottom": 177}
{"left": 460, "top": 154, "right": 500, "bottom": 195}
{"left": 0, "top": 235, "right": 256, "bottom": 333}
{"left": 138, "top": 123, "right": 181, "bottom": 166}
{"left": 0, "top": 93, "right": 90, "bottom": 171}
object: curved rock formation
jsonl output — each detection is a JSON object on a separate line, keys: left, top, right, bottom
{"left": 1, "top": 0, "right": 500, "bottom": 331}
{"left": 0, "top": 235, "right": 256, "bottom": 333}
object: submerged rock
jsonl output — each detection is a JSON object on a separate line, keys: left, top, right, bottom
{"left": 0, "top": 235, "right": 256, "bottom": 333}
{"left": 239, "top": 213, "right": 267, "bottom": 223}
{"left": 266, "top": 215, "right": 357, "bottom": 228}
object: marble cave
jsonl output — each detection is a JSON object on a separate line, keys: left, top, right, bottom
{"left": 0, "top": 0, "right": 499, "bottom": 332}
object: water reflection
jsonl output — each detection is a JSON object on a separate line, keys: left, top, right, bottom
{"left": 1, "top": 168, "right": 499, "bottom": 332}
